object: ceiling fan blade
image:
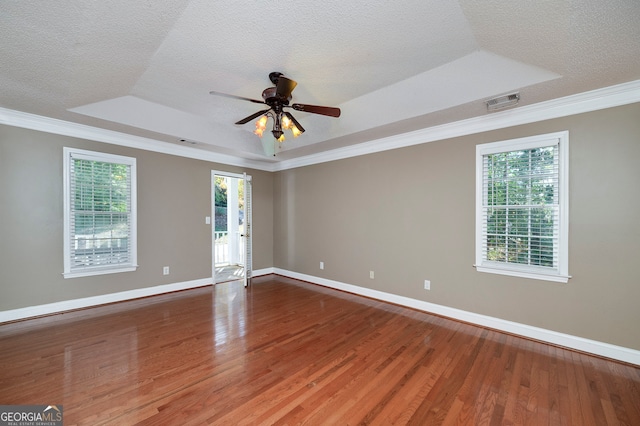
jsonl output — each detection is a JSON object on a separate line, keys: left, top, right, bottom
{"left": 209, "top": 90, "right": 265, "bottom": 105}
{"left": 275, "top": 76, "right": 297, "bottom": 99}
{"left": 291, "top": 103, "right": 341, "bottom": 118}
{"left": 235, "top": 109, "right": 271, "bottom": 125}
{"left": 284, "top": 112, "right": 305, "bottom": 134}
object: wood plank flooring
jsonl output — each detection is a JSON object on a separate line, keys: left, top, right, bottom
{"left": 1, "top": 275, "right": 639, "bottom": 425}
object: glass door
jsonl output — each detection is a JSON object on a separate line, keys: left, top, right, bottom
{"left": 211, "top": 171, "right": 252, "bottom": 285}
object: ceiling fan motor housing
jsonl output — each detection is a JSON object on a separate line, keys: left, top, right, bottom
{"left": 262, "top": 87, "right": 291, "bottom": 105}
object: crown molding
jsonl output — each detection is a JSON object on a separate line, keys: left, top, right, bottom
{"left": 273, "top": 79, "right": 640, "bottom": 171}
{"left": 0, "top": 108, "right": 276, "bottom": 171}
{"left": 2, "top": 79, "right": 639, "bottom": 172}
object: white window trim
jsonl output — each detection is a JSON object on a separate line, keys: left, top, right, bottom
{"left": 475, "top": 131, "right": 570, "bottom": 283}
{"left": 63, "top": 147, "right": 138, "bottom": 278}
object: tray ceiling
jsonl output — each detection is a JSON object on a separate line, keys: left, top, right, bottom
{"left": 1, "top": 0, "right": 639, "bottom": 165}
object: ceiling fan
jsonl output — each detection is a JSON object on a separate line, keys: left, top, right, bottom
{"left": 209, "top": 72, "right": 341, "bottom": 143}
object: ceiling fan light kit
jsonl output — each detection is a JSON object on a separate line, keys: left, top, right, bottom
{"left": 210, "top": 72, "right": 340, "bottom": 146}
{"left": 253, "top": 109, "right": 299, "bottom": 142}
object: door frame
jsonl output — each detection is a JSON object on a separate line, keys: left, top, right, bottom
{"left": 211, "top": 170, "right": 252, "bottom": 285}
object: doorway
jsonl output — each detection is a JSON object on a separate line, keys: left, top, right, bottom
{"left": 212, "top": 171, "right": 252, "bottom": 287}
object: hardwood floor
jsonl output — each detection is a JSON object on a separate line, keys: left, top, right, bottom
{"left": 1, "top": 275, "right": 639, "bottom": 425}
{"left": 215, "top": 264, "right": 244, "bottom": 283}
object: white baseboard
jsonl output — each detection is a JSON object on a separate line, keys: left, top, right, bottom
{"left": 272, "top": 268, "right": 640, "bottom": 366}
{"left": 0, "top": 269, "right": 275, "bottom": 323}
{"left": 0, "top": 268, "right": 275, "bottom": 323}
{"left": 0, "top": 278, "right": 212, "bottom": 323}
{"left": 3, "top": 270, "right": 638, "bottom": 365}
{"left": 252, "top": 267, "right": 275, "bottom": 277}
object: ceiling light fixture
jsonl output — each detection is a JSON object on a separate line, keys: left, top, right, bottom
{"left": 253, "top": 110, "right": 303, "bottom": 143}
{"left": 210, "top": 72, "right": 340, "bottom": 150}
{"left": 486, "top": 92, "right": 520, "bottom": 112}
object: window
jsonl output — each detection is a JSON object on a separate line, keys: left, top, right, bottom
{"left": 475, "top": 132, "right": 569, "bottom": 283}
{"left": 63, "top": 148, "right": 137, "bottom": 278}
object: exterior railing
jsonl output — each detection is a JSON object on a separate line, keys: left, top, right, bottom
{"left": 214, "top": 231, "right": 245, "bottom": 266}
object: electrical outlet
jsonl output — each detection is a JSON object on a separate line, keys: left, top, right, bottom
{"left": 370, "top": 270, "right": 375, "bottom": 279}
{"left": 205, "top": 216, "right": 211, "bottom": 224}
{"left": 320, "top": 261, "right": 324, "bottom": 270}
{"left": 424, "top": 279, "right": 431, "bottom": 290}
{"left": 163, "top": 266, "right": 170, "bottom": 275}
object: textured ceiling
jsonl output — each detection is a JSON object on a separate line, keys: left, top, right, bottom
{"left": 1, "top": 0, "right": 639, "bottom": 164}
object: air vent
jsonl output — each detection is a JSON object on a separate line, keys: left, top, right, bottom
{"left": 486, "top": 92, "right": 520, "bottom": 111}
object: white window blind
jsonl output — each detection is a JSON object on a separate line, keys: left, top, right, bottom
{"left": 475, "top": 132, "right": 569, "bottom": 283}
{"left": 63, "top": 148, "right": 137, "bottom": 278}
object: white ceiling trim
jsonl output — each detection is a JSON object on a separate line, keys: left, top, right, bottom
{"left": 2, "top": 79, "right": 639, "bottom": 173}
{"left": 273, "top": 79, "right": 640, "bottom": 171}
{"left": 0, "top": 107, "right": 275, "bottom": 171}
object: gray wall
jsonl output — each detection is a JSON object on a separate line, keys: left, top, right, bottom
{"left": 0, "top": 125, "right": 273, "bottom": 310}
{"left": 2, "top": 103, "right": 639, "bottom": 351}
{"left": 273, "top": 103, "right": 640, "bottom": 351}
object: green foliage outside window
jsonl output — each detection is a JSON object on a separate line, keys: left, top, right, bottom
{"left": 73, "top": 159, "right": 130, "bottom": 237}
{"left": 214, "top": 176, "right": 245, "bottom": 232}
{"left": 484, "top": 146, "right": 557, "bottom": 268}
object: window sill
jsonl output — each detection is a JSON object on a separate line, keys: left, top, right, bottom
{"left": 63, "top": 265, "right": 138, "bottom": 279}
{"left": 474, "top": 264, "right": 570, "bottom": 283}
